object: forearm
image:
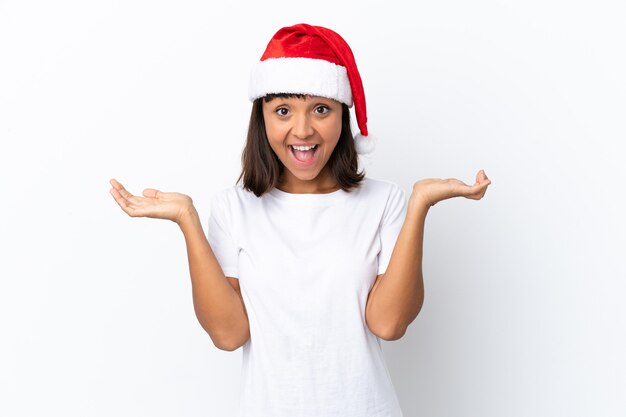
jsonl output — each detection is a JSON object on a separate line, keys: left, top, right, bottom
{"left": 366, "top": 196, "right": 428, "bottom": 340}
{"left": 178, "top": 206, "right": 249, "bottom": 350}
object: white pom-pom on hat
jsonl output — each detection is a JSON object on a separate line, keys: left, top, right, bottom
{"left": 354, "top": 132, "right": 376, "bottom": 155}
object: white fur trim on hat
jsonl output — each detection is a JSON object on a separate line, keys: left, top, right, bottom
{"left": 248, "top": 57, "right": 353, "bottom": 106}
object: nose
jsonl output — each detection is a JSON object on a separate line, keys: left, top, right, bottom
{"left": 291, "top": 113, "right": 315, "bottom": 140}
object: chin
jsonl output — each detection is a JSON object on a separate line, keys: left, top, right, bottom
{"left": 296, "top": 172, "right": 322, "bottom": 182}
{"left": 284, "top": 166, "right": 320, "bottom": 180}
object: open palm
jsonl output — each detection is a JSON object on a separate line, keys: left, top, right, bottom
{"left": 109, "top": 178, "right": 193, "bottom": 224}
{"left": 412, "top": 169, "right": 492, "bottom": 207}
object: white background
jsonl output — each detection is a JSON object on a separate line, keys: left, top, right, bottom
{"left": 1, "top": 0, "right": 624, "bottom": 416}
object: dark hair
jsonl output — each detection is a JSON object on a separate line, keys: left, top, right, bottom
{"left": 236, "top": 93, "right": 365, "bottom": 197}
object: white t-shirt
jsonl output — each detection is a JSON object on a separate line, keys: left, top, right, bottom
{"left": 207, "top": 177, "right": 407, "bottom": 417}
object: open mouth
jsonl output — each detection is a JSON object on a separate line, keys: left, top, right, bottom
{"left": 289, "top": 144, "right": 319, "bottom": 165}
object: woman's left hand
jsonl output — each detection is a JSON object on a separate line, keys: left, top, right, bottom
{"left": 410, "top": 169, "right": 492, "bottom": 208}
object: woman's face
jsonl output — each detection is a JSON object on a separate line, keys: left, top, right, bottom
{"left": 262, "top": 95, "right": 343, "bottom": 192}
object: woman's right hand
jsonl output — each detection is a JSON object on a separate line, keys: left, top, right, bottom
{"left": 109, "top": 178, "right": 195, "bottom": 225}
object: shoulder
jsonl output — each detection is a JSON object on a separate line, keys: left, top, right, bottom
{"left": 209, "top": 185, "right": 257, "bottom": 230}
{"left": 357, "top": 177, "right": 406, "bottom": 201}
{"left": 210, "top": 183, "right": 263, "bottom": 215}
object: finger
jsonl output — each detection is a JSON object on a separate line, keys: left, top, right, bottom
{"left": 143, "top": 188, "right": 161, "bottom": 199}
{"left": 110, "top": 187, "right": 134, "bottom": 214}
{"left": 475, "top": 177, "right": 491, "bottom": 190}
{"left": 472, "top": 182, "right": 491, "bottom": 199}
{"left": 465, "top": 180, "right": 491, "bottom": 199}
{"left": 476, "top": 177, "right": 491, "bottom": 188}
{"left": 474, "top": 169, "right": 488, "bottom": 184}
{"left": 109, "top": 187, "right": 125, "bottom": 205}
{"left": 109, "top": 178, "right": 128, "bottom": 192}
{"left": 110, "top": 178, "right": 130, "bottom": 195}
{"left": 110, "top": 188, "right": 149, "bottom": 217}
{"left": 110, "top": 179, "right": 145, "bottom": 205}
{"left": 109, "top": 182, "right": 147, "bottom": 212}
{"left": 110, "top": 187, "right": 136, "bottom": 211}
{"left": 472, "top": 179, "right": 491, "bottom": 192}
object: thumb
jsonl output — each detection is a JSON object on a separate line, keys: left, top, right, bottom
{"left": 143, "top": 188, "right": 161, "bottom": 198}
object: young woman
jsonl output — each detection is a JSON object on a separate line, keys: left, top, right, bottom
{"left": 110, "top": 23, "right": 491, "bottom": 417}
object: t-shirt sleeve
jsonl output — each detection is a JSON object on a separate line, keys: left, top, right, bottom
{"left": 207, "top": 191, "right": 239, "bottom": 279}
{"left": 377, "top": 183, "right": 408, "bottom": 275}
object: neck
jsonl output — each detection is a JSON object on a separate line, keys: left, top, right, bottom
{"left": 277, "top": 168, "right": 340, "bottom": 194}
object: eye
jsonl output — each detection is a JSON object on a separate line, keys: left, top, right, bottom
{"left": 314, "top": 105, "right": 330, "bottom": 115}
{"left": 275, "top": 107, "right": 289, "bottom": 116}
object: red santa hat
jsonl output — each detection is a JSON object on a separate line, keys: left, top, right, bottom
{"left": 248, "top": 23, "right": 376, "bottom": 155}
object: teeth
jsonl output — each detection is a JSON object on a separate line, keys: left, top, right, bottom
{"left": 291, "top": 144, "right": 317, "bottom": 151}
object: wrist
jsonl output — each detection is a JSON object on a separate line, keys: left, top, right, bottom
{"left": 177, "top": 204, "right": 199, "bottom": 229}
{"left": 408, "top": 190, "right": 432, "bottom": 212}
